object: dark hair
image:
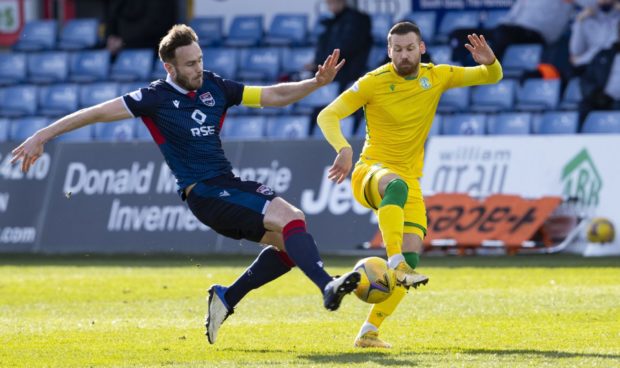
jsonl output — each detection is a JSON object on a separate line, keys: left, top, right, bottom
{"left": 158, "top": 24, "right": 198, "bottom": 63}
{"left": 387, "top": 21, "right": 422, "bottom": 44}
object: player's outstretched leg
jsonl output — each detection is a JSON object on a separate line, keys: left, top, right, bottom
{"left": 265, "top": 198, "right": 360, "bottom": 311}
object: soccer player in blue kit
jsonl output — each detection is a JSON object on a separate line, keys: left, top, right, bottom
{"left": 11, "top": 25, "right": 361, "bottom": 344}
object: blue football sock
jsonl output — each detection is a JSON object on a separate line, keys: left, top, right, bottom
{"left": 224, "top": 246, "right": 294, "bottom": 308}
{"left": 282, "top": 220, "right": 333, "bottom": 292}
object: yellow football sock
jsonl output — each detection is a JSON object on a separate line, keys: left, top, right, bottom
{"left": 377, "top": 205, "right": 404, "bottom": 258}
{"left": 367, "top": 284, "right": 408, "bottom": 328}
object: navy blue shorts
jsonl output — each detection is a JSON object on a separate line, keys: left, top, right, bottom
{"left": 186, "top": 173, "right": 277, "bottom": 242}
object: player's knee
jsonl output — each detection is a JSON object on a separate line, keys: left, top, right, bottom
{"left": 287, "top": 208, "right": 305, "bottom": 223}
{"left": 381, "top": 179, "right": 408, "bottom": 208}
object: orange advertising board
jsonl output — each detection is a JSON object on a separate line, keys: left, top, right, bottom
{"left": 424, "top": 194, "right": 562, "bottom": 247}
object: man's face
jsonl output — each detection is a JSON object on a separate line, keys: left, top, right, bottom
{"left": 388, "top": 32, "right": 425, "bottom": 77}
{"left": 167, "top": 42, "right": 203, "bottom": 91}
{"left": 326, "top": 0, "right": 346, "bottom": 14}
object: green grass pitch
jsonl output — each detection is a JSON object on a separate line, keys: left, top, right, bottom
{"left": 0, "top": 254, "right": 619, "bottom": 367}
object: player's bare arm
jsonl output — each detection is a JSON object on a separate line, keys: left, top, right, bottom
{"left": 11, "top": 97, "right": 131, "bottom": 173}
{"left": 464, "top": 33, "right": 497, "bottom": 65}
{"left": 259, "top": 49, "right": 345, "bottom": 107}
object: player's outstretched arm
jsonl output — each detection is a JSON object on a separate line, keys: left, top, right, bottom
{"left": 258, "top": 49, "right": 345, "bottom": 107}
{"left": 11, "top": 97, "right": 132, "bottom": 173}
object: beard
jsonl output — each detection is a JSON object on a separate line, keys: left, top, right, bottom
{"left": 175, "top": 73, "right": 203, "bottom": 91}
{"left": 393, "top": 60, "right": 418, "bottom": 77}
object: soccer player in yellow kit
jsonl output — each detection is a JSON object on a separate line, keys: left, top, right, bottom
{"left": 317, "top": 22, "right": 503, "bottom": 348}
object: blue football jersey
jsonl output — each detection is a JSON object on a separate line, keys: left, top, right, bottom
{"left": 122, "top": 71, "right": 244, "bottom": 198}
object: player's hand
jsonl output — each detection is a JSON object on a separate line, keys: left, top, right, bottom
{"left": 328, "top": 146, "right": 353, "bottom": 184}
{"left": 464, "top": 34, "right": 496, "bottom": 66}
{"left": 11, "top": 133, "right": 46, "bottom": 173}
{"left": 315, "top": 49, "right": 345, "bottom": 86}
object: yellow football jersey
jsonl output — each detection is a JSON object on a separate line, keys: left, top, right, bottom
{"left": 318, "top": 60, "right": 503, "bottom": 179}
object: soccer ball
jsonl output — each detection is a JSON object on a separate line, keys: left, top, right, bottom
{"left": 586, "top": 217, "right": 615, "bottom": 243}
{"left": 353, "top": 257, "right": 396, "bottom": 304}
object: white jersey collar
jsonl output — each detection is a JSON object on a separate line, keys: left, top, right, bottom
{"left": 166, "top": 74, "right": 196, "bottom": 95}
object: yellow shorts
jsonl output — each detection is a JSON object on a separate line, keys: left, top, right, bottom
{"left": 351, "top": 159, "right": 427, "bottom": 239}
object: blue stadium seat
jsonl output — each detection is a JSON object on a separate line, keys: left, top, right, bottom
{"left": 266, "top": 115, "right": 310, "bottom": 139}
{"left": 403, "top": 11, "right": 437, "bottom": 42}
{"left": 559, "top": 78, "right": 582, "bottom": 110}
{"left": 237, "top": 48, "right": 281, "bottom": 81}
{"left": 9, "top": 117, "right": 49, "bottom": 141}
{"left": 502, "top": 44, "right": 542, "bottom": 78}
{"left": 516, "top": 79, "right": 561, "bottom": 111}
{"left": 94, "top": 118, "right": 136, "bottom": 141}
{"left": 69, "top": 50, "right": 110, "bottom": 82}
{"left": 308, "top": 14, "right": 329, "bottom": 45}
{"left": 312, "top": 116, "right": 355, "bottom": 139}
{"left": 582, "top": 111, "right": 620, "bottom": 133}
{"left": 436, "top": 11, "right": 480, "bottom": 43}
{"left": 482, "top": 10, "right": 508, "bottom": 29}
{"left": 58, "top": 18, "right": 99, "bottom": 50}
{"left": 429, "top": 114, "right": 443, "bottom": 136}
{"left": 79, "top": 83, "right": 119, "bottom": 108}
{"left": 38, "top": 84, "right": 79, "bottom": 116}
{"left": 221, "top": 116, "right": 266, "bottom": 139}
{"left": 28, "top": 51, "right": 69, "bottom": 83}
{"left": 0, "top": 118, "right": 9, "bottom": 141}
{"left": 367, "top": 46, "right": 387, "bottom": 69}
{"left": 0, "top": 85, "right": 38, "bottom": 117}
{"left": 134, "top": 119, "right": 152, "bottom": 141}
{"left": 56, "top": 126, "right": 93, "bottom": 142}
{"left": 427, "top": 44, "right": 453, "bottom": 65}
{"left": 438, "top": 87, "right": 470, "bottom": 113}
{"left": 281, "top": 47, "right": 315, "bottom": 74}
{"left": 487, "top": 112, "right": 531, "bottom": 135}
{"left": 0, "top": 52, "right": 26, "bottom": 85}
{"left": 257, "top": 102, "right": 294, "bottom": 116}
{"left": 110, "top": 49, "right": 154, "bottom": 82}
{"left": 118, "top": 82, "right": 147, "bottom": 97}
{"left": 264, "top": 14, "right": 308, "bottom": 46}
{"left": 225, "top": 15, "right": 263, "bottom": 47}
{"left": 151, "top": 59, "right": 167, "bottom": 80}
{"left": 13, "top": 20, "right": 57, "bottom": 51}
{"left": 190, "top": 17, "right": 224, "bottom": 47}
{"left": 356, "top": 119, "right": 366, "bottom": 138}
{"left": 371, "top": 14, "right": 393, "bottom": 45}
{"left": 537, "top": 111, "right": 578, "bottom": 134}
{"left": 470, "top": 79, "right": 517, "bottom": 112}
{"left": 203, "top": 47, "right": 237, "bottom": 80}
{"left": 294, "top": 82, "right": 339, "bottom": 114}
{"left": 442, "top": 113, "right": 486, "bottom": 135}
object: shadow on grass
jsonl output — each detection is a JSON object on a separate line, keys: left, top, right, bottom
{"left": 0, "top": 253, "right": 619, "bottom": 269}
{"left": 296, "top": 347, "right": 619, "bottom": 365}
{"left": 428, "top": 347, "right": 620, "bottom": 360}
{"left": 298, "top": 351, "right": 417, "bottom": 366}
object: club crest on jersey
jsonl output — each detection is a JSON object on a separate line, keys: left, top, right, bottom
{"left": 199, "top": 92, "right": 215, "bottom": 107}
{"left": 256, "top": 185, "right": 274, "bottom": 196}
{"left": 419, "top": 77, "right": 431, "bottom": 90}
